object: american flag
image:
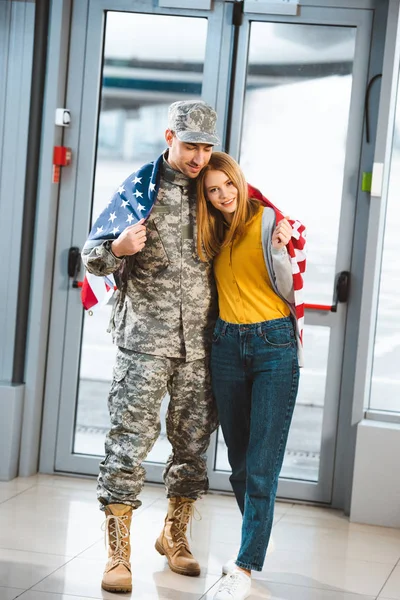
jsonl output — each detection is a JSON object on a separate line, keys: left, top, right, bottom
{"left": 80, "top": 153, "right": 163, "bottom": 311}
{"left": 248, "top": 184, "right": 307, "bottom": 347}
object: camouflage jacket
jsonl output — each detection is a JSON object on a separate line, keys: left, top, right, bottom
{"left": 82, "top": 155, "right": 218, "bottom": 362}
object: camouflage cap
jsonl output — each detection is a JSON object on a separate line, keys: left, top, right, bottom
{"left": 168, "top": 100, "right": 220, "bottom": 146}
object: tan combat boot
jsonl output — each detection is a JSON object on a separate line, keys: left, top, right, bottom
{"left": 155, "top": 496, "right": 201, "bottom": 577}
{"left": 102, "top": 503, "right": 133, "bottom": 593}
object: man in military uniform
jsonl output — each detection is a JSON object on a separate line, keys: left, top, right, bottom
{"left": 82, "top": 101, "right": 219, "bottom": 593}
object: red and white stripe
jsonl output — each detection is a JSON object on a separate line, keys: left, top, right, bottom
{"left": 81, "top": 272, "right": 116, "bottom": 313}
{"left": 248, "top": 184, "right": 307, "bottom": 345}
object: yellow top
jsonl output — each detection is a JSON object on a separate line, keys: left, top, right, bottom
{"left": 213, "top": 206, "right": 290, "bottom": 324}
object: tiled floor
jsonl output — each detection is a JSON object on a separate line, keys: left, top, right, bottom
{"left": 0, "top": 475, "right": 399, "bottom": 599}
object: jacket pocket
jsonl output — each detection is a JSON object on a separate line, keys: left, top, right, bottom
{"left": 134, "top": 216, "right": 169, "bottom": 276}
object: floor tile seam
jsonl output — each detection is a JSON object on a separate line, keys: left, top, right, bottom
{"left": 265, "top": 549, "right": 400, "bottom": 565}
{"left": 0, "top": 485, "right": 38, "bottom": 505}
{"left": 286, "top": 514, "right": 348, "bottom": 523}
{"left": 274, "top": 518, "right": 352, "bottom": 529}
{"left": 274, "top": 520, "right": 400, "bottom": 536}
{"left": 253, "top": 574, "right": 380, "bottom": 595}
{"left": 37, "top": 480, "right": 97, "bottom": 488}
{"left": 17, "top": 587, "right": 104, "bottom": 600}
{"left": 17, "top": 483, "right": 97, "bottom": 497}
{"left": 273, "top": 505, "right": 296, "bottom": 517}
{"left": 264, "top": 555, "right": 399, "bottom": 568}
{"left": 254, "top": 571, "right": 390, "bottom": 596}
{"left": 374, "top": 554, "right": 400, "bottom": 600}
{"left": 253, "top": 577, "right": 376, "bottom": 597}
{"left": 18, "top": 554, "right": 82, "bottom": 597}
{"left": 288, "top": 507, "right": 345, "bottom": 517}
{"left": 68, "top": 535, "right": 104, "bottom": 560}
{"left": 271, "top": 513, "right": 285, "bottom": 526}
{"left": 198, "top": 574, "right": 224, "bottom": 599}
{"left": 374, "top": 558, "right": 400, "bottom": 600}
{"left": 128, "top": 496, "right": 168, "bottom": 520}
{"left": 276, "top": 525, "right": 400, "bottom": 539}
{"left": 11, "top": 590, "right": 27, "bottom": 600}
{"left": 0, "top": 545, "right": 75, "bottom": 559}
{"left": 0, "top": 587, "right": 27, "bottom": 599}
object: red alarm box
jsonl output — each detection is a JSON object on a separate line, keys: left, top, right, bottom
{"left": 52, "top": 146, "right": 72, "bottom": 183}
{"left": 53, "top": 146, "right": 72, "bottom": 166}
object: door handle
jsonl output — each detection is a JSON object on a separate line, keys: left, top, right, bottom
{"left": 68, "top": 246, "right": 82, "bottom": 288}
{"left": 331, "top": 270, "right": 350, "bottom": 312}
{"left": 305, "top": 271, "right": 350, "bottom": 313}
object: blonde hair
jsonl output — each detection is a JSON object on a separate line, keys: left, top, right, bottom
{"left": 196, "top": 152, "right": 260, "bottom": 261}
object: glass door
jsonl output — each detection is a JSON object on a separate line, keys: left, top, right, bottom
{"left": 52, "top": 0, "right": 230, "bottom": 479}
{"left": 74, "top": 11, "right": 209, "bottom": 464}
{"left": 208, "top": 6, "right": 373, "bottom": 503}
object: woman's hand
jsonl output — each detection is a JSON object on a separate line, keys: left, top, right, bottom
{"left": 272, "top": 218, "right": 292, "bottom": 250}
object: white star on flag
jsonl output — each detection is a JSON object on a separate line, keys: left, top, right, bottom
{"left": 83, "top": 152, "right": 165, "bottom": 314}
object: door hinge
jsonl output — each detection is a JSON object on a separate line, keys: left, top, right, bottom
{"left": 232, "top": 1, "right": 244, "bottom": 26}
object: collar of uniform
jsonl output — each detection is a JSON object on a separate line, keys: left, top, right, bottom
{"left": 162, "top": 150, "right": 191, "bottom": 187}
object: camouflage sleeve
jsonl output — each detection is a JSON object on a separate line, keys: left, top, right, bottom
{"left": 81, "top": 239, "right": 123, "bottom": 276}
{"left": 271, "top": 246, "right": 294, "bottom": 304}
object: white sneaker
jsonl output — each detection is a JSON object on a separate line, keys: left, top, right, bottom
{"left": 222, "top": 557, "right": 236, "bottom": 575}
{"left": 213, "top": 569, "right": 251, "bottom": 600}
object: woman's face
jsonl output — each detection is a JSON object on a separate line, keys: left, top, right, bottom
{"left": 204, "top": 169, "right": 238, "bottom": 221}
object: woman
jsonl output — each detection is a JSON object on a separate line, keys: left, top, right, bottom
{"left": 196, "top": 152, "right": 306, "bottom": 600}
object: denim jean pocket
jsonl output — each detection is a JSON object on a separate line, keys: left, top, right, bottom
{"left": 261, "top": 326, "right": 293, "bottom": 348}
{"left": 212, "top": 330, "right": 222, "bottom": 344}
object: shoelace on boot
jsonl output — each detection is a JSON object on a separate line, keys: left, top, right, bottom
{"left": 218, "top": 570, "right": 249, "bottom": 593}
{"left": 102, "top": 514, "right": 131, "bottom": 570}
{"left": 171, "top": 501, "right": 201, "bottom": 550}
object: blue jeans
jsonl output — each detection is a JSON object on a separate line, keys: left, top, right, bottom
{"left": 211, "top": 316, "right": 299, "bottom": 572}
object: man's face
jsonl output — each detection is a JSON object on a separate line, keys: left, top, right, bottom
{"left": 165, "top": 130, "right": 213, "bottom": 178}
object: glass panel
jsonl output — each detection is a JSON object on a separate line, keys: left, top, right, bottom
{"left": 239, "top": 22, "right": 356, "bottom": 305}
{"left": 215, "top": 325, "right": 330, "bottom": 482}
{"left": 73, "top": 11, "right": 208, "bottom": 456}
{"left": 369, "top": 89, "right": 400, "bottom": 413}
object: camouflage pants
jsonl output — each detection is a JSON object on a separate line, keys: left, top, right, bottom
{"left": 97, "top": 348, "right": 218, "bottom": 509}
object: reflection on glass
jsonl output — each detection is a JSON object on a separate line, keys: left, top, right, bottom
{"left": 370, "top": 93, "right": 400, "bottom": 412}
{"left": 240, "top": 22, "right": 356, "bottom": 306}
{"left": 73, "top": 12, "right": 208, "bottom": 456}
{"left": 215, "top": 325, "right": 330, "bottom": 482}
